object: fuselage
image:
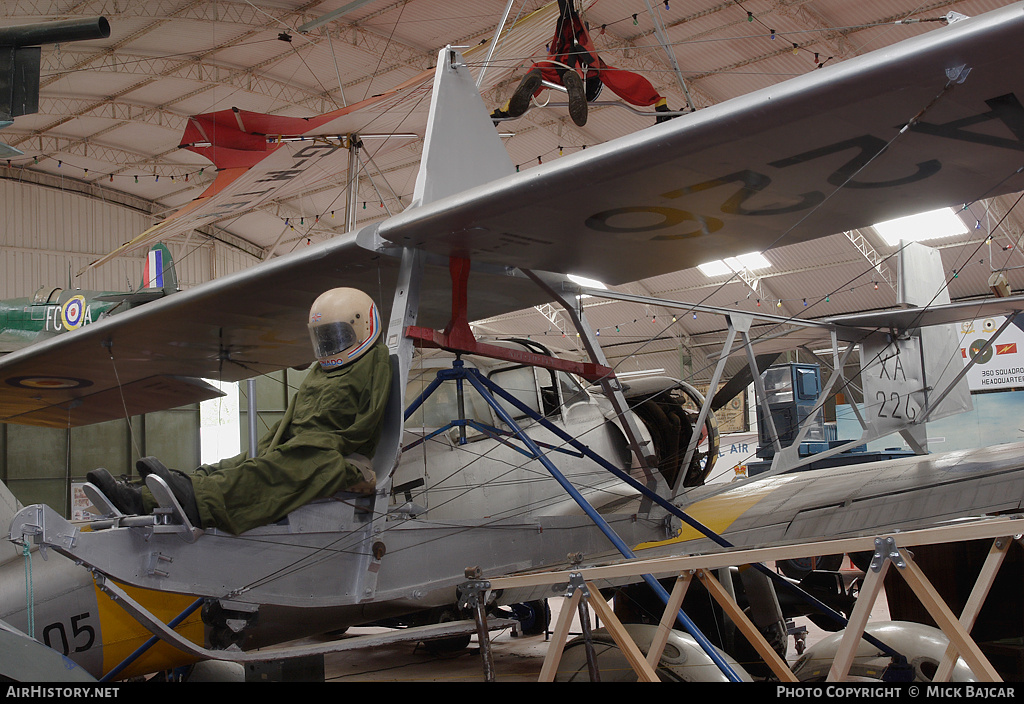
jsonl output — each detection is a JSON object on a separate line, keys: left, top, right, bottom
{"left": 0, "top": 288, "right": 120, "bottom": 354}
{"left": 6, "top": 340, "right": 1024, "bottom": 681}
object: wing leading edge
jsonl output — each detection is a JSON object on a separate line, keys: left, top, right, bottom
{"left": 0, "top": 230, "right": 554, "bottom": 427}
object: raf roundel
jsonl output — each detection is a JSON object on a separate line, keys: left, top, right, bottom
{"left": 61, "top": 295, "right": 87, "bottom": 330}
{"left": 6, "top": 375, "right": 93, "bottom": 390}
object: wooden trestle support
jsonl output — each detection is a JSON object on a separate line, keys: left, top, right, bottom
{"left": 463, "top": 516, "right": 1023, "bottom": 682}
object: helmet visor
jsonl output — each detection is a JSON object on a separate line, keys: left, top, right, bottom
{"left": 310, "top": 321, "right": 358, "bottom": 359}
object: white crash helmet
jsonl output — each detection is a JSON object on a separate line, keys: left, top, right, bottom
{"left": 308, "top": 288, "right": 381, "bottom": 369}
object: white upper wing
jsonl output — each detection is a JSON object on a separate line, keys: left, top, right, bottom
{"left": 378, "top": 4, "right": 1024, "bottom": 286}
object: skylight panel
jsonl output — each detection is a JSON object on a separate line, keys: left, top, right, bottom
{"left": 568, "top": 274, "right": 607, "bottom": 289}
{"left": 698, "top": 251, "right": 771, "bottom": 277}
{"left": 873, "top": 207, "right": 968, "bottom": 246}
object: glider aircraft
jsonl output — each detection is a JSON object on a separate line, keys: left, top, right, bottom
{"left": 4, "top": 2, "right": 1024, "bottom": 682}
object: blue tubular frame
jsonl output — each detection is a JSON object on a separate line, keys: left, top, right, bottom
{"left": 402, "top": 366, "right": 583, "bottom": 459}
{"left": 412, "top": 359, "right": 743, "bottom": 681}
{"left": 470, "top": 364, "right": 907, "bottom": 666}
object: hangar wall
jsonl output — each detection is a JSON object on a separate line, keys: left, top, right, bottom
{"left": 0, "top": 178, "right": 263, "bottom": 515}
{"left": 0, "top": 177, "right": 261, "bottom": 295}
{"left": 0, "top": 178, "right": 153, "bottom": 296}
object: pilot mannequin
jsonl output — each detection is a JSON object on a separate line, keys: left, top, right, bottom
{"left": 87, "top": 287, "right": 393, "bottom": 535}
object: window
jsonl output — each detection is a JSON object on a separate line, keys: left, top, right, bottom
{"left": 200, "top": 380, "right": 240, "bottom": 464}
{"left": 404, "top": 373, "right": 491, "bottom": 429}
{"left": 489, "top": 366, "right": 542, "bottom": 419}
{"left": 557, "top": 371, "right": 589, "bottom": 410}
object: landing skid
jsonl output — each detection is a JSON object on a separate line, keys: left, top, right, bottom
{"left": 91, "top": 573, "right": 516, "bottom": 681}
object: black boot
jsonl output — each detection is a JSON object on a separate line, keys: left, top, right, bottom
{"left": 86, "top": 468, "right": 144, "bottom": 515}
{"left": 655, "top": 101, "right": 676, "bottom": 124}
{"left": 505, "top": 68, "right": 542, "bottom": 118}
{"left": 561, "top": 69, "right": 587, "bottom": 127}
{"left": 136, "top": 457, "right": 202, "bottom": 528}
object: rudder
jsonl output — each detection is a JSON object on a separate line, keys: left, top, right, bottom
{"left": 140, "top": 243, "right": 177, "bottom": 292}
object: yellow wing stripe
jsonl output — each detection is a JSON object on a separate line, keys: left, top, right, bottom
{"left": 636, "top": 478, "right": 793, "bottom": 550}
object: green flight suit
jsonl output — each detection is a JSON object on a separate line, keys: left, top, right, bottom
{"left": 145, "top": 342, "right": 392, "bottom": 535}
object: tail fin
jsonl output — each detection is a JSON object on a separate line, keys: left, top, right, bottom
{"left": 408, "top": 47, "right": 515, "bottom": 209}
{"left": 858, "top": 241, "right": 973, "bottom": 453}
{"left": 899, "top": 241, "right": 973, "bottom": 424}
{"left": 140, "top": 243, "right": 178, "bottom": 292}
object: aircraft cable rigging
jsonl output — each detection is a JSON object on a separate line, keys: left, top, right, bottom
{"left": 361, "top": 1, "right": 407, "bottom": 104}
{"left": 102, "top": 338, "right": 144, "bottom": 461}
{"left": 682, "top": 185, "right": 1024, "bottom": 489}
{"left": 227, "top": 421, "right": 651, "bottom": 596}
{"left": 581, "top": 64, "right": 996, "bottom": 482}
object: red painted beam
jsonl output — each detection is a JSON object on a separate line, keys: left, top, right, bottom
{"left": 405, "top": 325, "right": 613, "bottom": 382}
{"left": 406, "top": 256, "right": 614, "bottom": 383}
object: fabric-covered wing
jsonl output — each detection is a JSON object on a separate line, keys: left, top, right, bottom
{"left": 377, "top": 5, "right": 1024, "bottom": 287}
{"left": 0, "top": 233, "right": 551, "bottom": 427}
